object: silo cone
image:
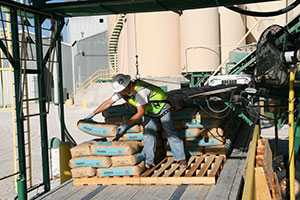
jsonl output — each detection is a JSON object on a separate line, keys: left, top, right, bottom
{"left": 59, "top": 142, "right": 72, "bottom": 184}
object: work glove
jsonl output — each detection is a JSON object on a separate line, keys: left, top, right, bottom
{"left": 112, "top": 124, "right": 130, "bottom": 141}
{"left": 83, "top": 113, "right": 95, "bottom": 121}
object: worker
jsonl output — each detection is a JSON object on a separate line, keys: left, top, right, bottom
{"left": 85, "top": 73, "right": 187, "bottom": 168}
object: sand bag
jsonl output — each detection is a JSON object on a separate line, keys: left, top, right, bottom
{"left": 109, "top": 133, "right": 144, "bottom": 141}
{"left": 97, "top": 163, "right": 145, "bottom": 177}
{"left": 185, "top": 137, "right": 224, "bottom": 147}
{"left": 69, "top": 156, "right": 112, "bottom": 168}
{"left": 71, "top": 167, "right": 96, "bottom": 178}
{"left": 177, "top": 128, "right": 203, "bottom": 138}
{"left": 91, "top": 141, "right": 141, "bottom": 156}
{"left": 111, "top": 153, "right": 145, "bottom": 167}
{"left": 127, "top": 125, "right": 142, "bottom": 133}
{"left": 70, "top": 141, "right": 95, "bottom": 158}
{"left": 77, "top": 120, "right": 117, "bottom": 137}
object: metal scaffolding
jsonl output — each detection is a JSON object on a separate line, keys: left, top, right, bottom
{"left": 0, "top": 1, "right": 69, "bottom": 199}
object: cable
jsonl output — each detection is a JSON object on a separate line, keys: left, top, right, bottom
{"left": 205, "top": 98, "right": 230, "bottom": 113}
{"left": 226, "top": 0, "right": 300, "bottom": 17}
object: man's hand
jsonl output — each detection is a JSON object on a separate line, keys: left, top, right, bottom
{"left": 112, "top": 124, "right": 130, "bottom": 141}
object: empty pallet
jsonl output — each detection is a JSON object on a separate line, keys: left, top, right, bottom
{"left": 73, "top": 154, "right": 226, "bottom": 186}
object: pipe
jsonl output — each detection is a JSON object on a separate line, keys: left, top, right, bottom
{"left": 288, "top": 67, "right": 296, "bottom": 200}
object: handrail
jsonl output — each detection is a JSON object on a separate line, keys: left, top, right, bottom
{"left": 77, "top": 68, "right": 111, "bottom": 92}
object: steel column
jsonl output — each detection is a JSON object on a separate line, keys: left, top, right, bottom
{"left": 11, "top": 8, "right": 27, "bottom": 200}
{"left": 34, "top": 15, "right": 50, "bottom": 192}
{"left": 57, "top": 20, "right": 65, "bottom": 142}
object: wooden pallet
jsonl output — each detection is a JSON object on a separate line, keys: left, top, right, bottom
{"left": 73, "top": 154, "right": 226, "bottom": 186}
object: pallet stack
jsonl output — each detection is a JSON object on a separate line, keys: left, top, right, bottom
{"left": 71, "top": 121, "right": 146, "bottom": 179}
{"left": 255, "top": 138, "right": 282, "bottom": 200}
{"left": 70, "top": 140, "right": 145, "bottom": 178}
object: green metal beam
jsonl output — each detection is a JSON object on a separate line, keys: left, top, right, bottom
{"left": 34, "top": 15, "right": 51, "bottom": 193}
{"left": 0, "top": 40, "right": 14, "bottom": 65}
{"left": 11, "top": 8, "right": 27, "bottom": 200}
{"left": 0, "top": 0, "right": 61, "bottom": 18}
{"left": 43, "top": 0, "right": 276, "bottom": 16}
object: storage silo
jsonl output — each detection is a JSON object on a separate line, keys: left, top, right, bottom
{"left": 134, "top": 11, "right": 181, "bottom": 77}
{"left": 219, "top": 7, "right": 246, "bottom": 62}
{"left": 180, "top": 8, "right": 220, "bottom": 73}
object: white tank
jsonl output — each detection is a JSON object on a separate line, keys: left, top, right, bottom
{"left": 135, "top": 12, "right": 181, "bottom": 77}
{"left": 180, "top": 8, "right": 220, "bottom": 72}
{"left": 219, "top": 7, "right": 246, "bottom": 62}
{"left": 112, "top": 12, "right": 181, "bottom": 77}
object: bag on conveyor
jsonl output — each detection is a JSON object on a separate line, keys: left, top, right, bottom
{"left": 91, "top": 141, "right": 141, "bottom": 156}
{"left": 169, "top": 144, "right": 226, "bottom": 156}
{"left": 177, "top": 128, "right": 203, "bottom": 138}
{"left": 185, "top": 137, "right": 224, "bottom": 147}
{"left": 71, "top": 167, "right": 96, "bottom": 178}
{"left": 70, "top": 141, "right": 95, "bottom": 158}
{"left": 111, "top": 153, "right": 145, "bottom": 167}
{"left": 97, "top": 162, "right": 145, "bottom": 177}
{"left": 69, "top": 156, "right": 112, "bottom": 168}
{"left": 184, "top": 128, "right": 224, "bottom": 143}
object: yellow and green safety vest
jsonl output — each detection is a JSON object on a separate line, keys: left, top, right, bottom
{"left": 124, "top": 80, "right": 168, "bottom": 116}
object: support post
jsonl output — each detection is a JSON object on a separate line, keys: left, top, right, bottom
{"left": 11, "top": 8, "right": 27, "bottom": 200}
{"left": 288, "top": 68, "right": 296, "bottom": 200}
{"left": 34, "top": 14, "right": 50, "bottom": 193}
{"left": 57, "top": 20, "right": 65, "bottom": 142}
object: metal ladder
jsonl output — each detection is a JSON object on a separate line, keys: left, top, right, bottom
{"left": 108, "top": 14, "right": 126, "bottom": 74}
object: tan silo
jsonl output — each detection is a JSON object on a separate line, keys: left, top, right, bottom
{"left": 246, "top": 0, "right": 288, "bottom": 41}
{"left": 133, "top": 11, "right": 181, "bottom": 77}
{"left": 180, "top": 8, "right": 220, "bottom": 73}
{"left": 219, "top": 7, "right": 246, "bottom": 62}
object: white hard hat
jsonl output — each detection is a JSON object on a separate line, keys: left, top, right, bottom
{"left": 112, "top": 74, "right": 131, "bottom": 93}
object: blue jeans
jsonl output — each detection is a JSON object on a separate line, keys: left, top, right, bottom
{"left": 142, "top": 106, "right": 186, "bottom": 165}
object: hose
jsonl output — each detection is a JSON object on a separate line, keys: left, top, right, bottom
{"left": 226, "top": 0, "right": 300, "bottom": 17}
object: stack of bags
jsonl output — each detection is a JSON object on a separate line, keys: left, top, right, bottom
{"left": 169, "top": 110, "right": 226, "bottom": 156}
{"left": 71, "top": 122, "right": 145, "bottom": 179}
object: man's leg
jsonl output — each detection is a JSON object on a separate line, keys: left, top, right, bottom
{"left": 160, "top": 109, "right": 186, "bottom": 162}
{"left": 142, "top": 117, "right": 158, "bottom": 166}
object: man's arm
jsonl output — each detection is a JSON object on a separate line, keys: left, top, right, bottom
{"left": 92, "top": 97, "right": 114, "bottom": 116}
{"left": 127, "top": 105, "right": 145, "bottom": 126}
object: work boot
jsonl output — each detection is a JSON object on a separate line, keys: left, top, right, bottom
{"left": 145, "top": 163, "right": 155, "bottom": 169}
{"left": 177, "top": 160, "right": 187, "bottom": 169}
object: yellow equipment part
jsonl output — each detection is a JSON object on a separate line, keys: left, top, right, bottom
{"left": 59, "top": 142, "right": 72, "bottom": 184}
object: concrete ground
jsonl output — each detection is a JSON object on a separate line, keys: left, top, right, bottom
{"left": 0, "top": 102, "right": 299, "bottom": 199}
{"left": 0, "top": 103, "right": 101, "bottom": 200}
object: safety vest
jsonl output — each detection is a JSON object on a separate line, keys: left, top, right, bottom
{"left": 124, "top": 80, "right": 168, "bottom": 116}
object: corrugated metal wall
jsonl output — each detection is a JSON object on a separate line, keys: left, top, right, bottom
{"left": 73, "top": 31, "right": 109, "bottom": 88}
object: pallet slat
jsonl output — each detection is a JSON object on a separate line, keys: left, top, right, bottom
{"left": 208, "top": 155, "right": 225, "bottom": 177}
{"left": 73, "top": 154, "right": 225, "bottom": 186}
{"left": 197, "top": 155, "right": 215, "bottom": 176}
{"left": 186, "top": 156, "right": 205, "bottom": 177}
